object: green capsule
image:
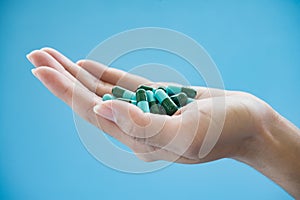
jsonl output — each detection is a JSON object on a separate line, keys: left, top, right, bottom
{"left": 166, "top": 85, "right": 197, "bottom": 98}
{"left": 157, "top": 86, "right": 167, "bottom": 92}
{"left": 112, "top": 86, "right": 136, "bottom": 100}
{"left": 157, "top": 105, "right": 167, "bottom": 115}
{"left": 154, "top": 89, "right": 178, "bottom": 115}
{"left": 146, "top": 90, "right": 165, "bottom": 114}
{"left": 170, "top": 93, "right": 194, "bottom": 107}
{"left": 138, "top": 85, "right": 155, "bottom": 92}
{"left": 136, "top": 89, "right": 150, "bottom": 113}
{"left": 102, "top": 94, "right": 116, "bottom": 101}
{"left": 116, "top": 98, "right": 137, "bottom": 105}
{"left": 170, "top": 93, "right": 188, "bottom": 107}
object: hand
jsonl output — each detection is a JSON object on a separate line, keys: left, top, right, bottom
{"left": 27, "top": 48, "right": 300, "bottom": 197}
{"left": 26, "top": 47, "right": 269, "bottom": 162}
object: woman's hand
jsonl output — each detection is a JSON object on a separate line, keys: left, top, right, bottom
{"left": 26, "top": 47, "right": 266, "bottom": 162}
{"left": 27, "top": 48, "right": 300, "bottom": 197}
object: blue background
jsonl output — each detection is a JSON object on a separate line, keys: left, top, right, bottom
{"left": 1, "top": 0, "right": 299, "bottom": 199}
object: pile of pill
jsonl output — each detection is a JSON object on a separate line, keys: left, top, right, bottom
{"left": 102, "top": 85, "right": 197, "bottom": 116}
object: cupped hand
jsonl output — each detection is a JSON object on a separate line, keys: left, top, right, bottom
{"left": 27, "top": 48, "right": 274, "bottom": 164}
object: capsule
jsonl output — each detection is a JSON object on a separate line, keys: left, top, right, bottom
{"left": 187, "top": 98, "right": 194, "bottom": 104}
{"left": 146, "top": 90, "right": 166, "bottom": 114}
{"left": 170, "top": 93, "right": 188, "bottom": 107}
{"left": 166, "top": 85, "right": 197, "bottom": 98}
{"left": 116, "top": 98, "right": 137, "bottom": 105}
{"left": 136, "top": 89, "right": 150, "bottom": 113}
{"left": 102, "top": 94, "right": 116, "bottom": 101}
{"left": 157, "top": 86, "right": 167, "bottom": 92}
{"left": 154, "top": 89, "right": 178, "bottom": 115}
{"left": 112, "top": 86, "right": 136, "bottom": 100}
{"left": 138, "top": 85, "right": 155, "bottom": 92}
{"left": 170, "top": 93, "right": 195, "bottom": 107}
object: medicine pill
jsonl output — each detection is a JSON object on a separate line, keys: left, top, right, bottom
{"left": 157, "top": 86, "right": 167, "bottom": 92}
{"left": 102, "top": 84, "right": 196, "bottom": 116}
{"left": 112, "top": 86, "right": 136, "bottom": 100}
{"left": 170, "top": 93, "right": 188, "bottom": 107}
{"left": 102, "top": 94, "right": 116, "bottom": 101}
{"left": 146, "top": 90, "right": 166, "bottom": 114}
{"left": 116, "top": 98, "right": 137, "bottom": 105}
{"left": 170, "top": 92, "right": 195, "bottom": 107}
{"left": 136, "top": 89, "right": 150, "bottom": 113}
{"left": 166, "top": 85, "right": 197, "bottom": 98}
{"left": 138, "top": 85, "right": 155, "bottom": 92}
{"left": 154, "top": 89, "right": 178, "bottom": 115}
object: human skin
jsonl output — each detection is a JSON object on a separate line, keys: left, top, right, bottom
{"left": 27, "top": 48, "right": 300, "bottom": 197}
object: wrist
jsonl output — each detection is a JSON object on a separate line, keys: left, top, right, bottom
{"left": 229, "top": 94, "right": 277, "bottom": 162}
{"left": 233, "top": 98, "right": 300, "bottom": 197}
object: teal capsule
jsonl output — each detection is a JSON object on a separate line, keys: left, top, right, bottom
{"left": 154, "top": 89, "right": 178, "bottom": 115}
{"left": 112, "top": 86, "right": 136, "bottom": 100}
{"left": 170, "top": 93, "right": 194, "bottom": 107}
{"left": 116, "top": 98, "right": 137, "bottom": 105}
{"left": 146, "top": 90, "right": 165, "bottom": 114}
{"left": 187, "top": 98, "right": 194, "bottom": 104}
{"left": 102, "top": 94, "right": 116, "bottom": 101}
{"left": 136, "top": 89, "right": 150, "bottom": 113}
{"left": 166, "top": 85, "right": 197, "bottom": 98}
{"left": 170, "top": 93, "right": 188, "bottom": 107}
{"left": 157, "top": 86, "right": 167, "bottom": 92}
{"left": 138, "top": 85, "right": 155, "bottom": 92}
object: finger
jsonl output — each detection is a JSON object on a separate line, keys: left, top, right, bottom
{"left": 41, "top": 47, "right": 113, "bottom": 96}
{"left": 77, "top": 59, "right": 151, "bottom": 91}
{"left": 31, "top": 66, "right": 98, "bottom": 119}
{"left": 40, "top": 47, "right": 80, "bottom": 76}
{"left": 31, "top": 67, "right": 118, "bottom": 138}
{"left": 31, "top": 66, "right": 114, "bottom": 135}
{"left": 27, "top": 50, "right": 84, "bottom": 88}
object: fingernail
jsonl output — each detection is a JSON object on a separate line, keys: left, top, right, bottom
{"left": 76, "top": 60, "right": 84, "bottom": 66}
{"left": 31, "top": 68, "right": 38, "bottom": 77}
{"left": 93, "top": 104, "right": 114, "bottom": 121}
{"left": 26, "top": 53, "right": 33, "bottom": 62}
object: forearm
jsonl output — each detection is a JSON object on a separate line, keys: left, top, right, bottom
{"left": 237, "top": 111, "right": 300, "bottom": 197}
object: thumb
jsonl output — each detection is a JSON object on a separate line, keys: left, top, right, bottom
{"left": 93, "top": 100, "right": 169, "bottom": 139}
